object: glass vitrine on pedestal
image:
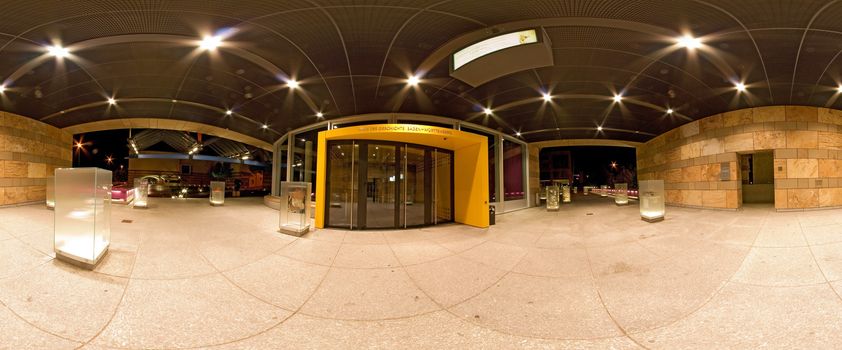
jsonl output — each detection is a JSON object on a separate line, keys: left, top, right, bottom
{"left": 279, "top": 182, "right": 311, "bottom": 236}
{"left": 46, "top": 175, "right": 55, "bottom": 209}
{"left": 562, "top": 185, "right": 571, "bottom": 203}
{"left": 210, "top": 181, "right": 225, "bottom": 206}
{"left": 133, "top": 178, "right": 148, "bottom": 209}
{"left": 546, "top": 185, "right": 560, "bottom": 211}
{"left": 599, "top": 185, "right": 608, "bottom": 197}
{"left": 639, "top": 180, "right": 665, "bottom": 222}
{"left": 615, "top": 183, "right": 629, "bottom": 205}
{"left": 53, "top": 168, "right": 111, "bottom": 269}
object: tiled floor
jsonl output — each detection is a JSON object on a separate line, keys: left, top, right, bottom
{"left": 2, "top": 195, "right": 842, "bottom": 349}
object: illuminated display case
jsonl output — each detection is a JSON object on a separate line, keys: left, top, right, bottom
{"left": 210, "top": 181, "right": 225, "bottom": 206}
{"left": 53, "top": 168, "right": 111, "bottom": 269}
{"left": 599, "top": 185, "right": 608, "bottom": 197}
{"left": 562, "top": 185, "right": 571, "bottom": 203}
{"left": 615, "top": 183, "right": 629, "bottom": 205}
{"left": 546, "top": 185, "right": 559, "bottom": 211}
{"left": 46, "top": 175, "right": 55, "bottom": 209}
{"left": 639, "top": 180, "right": 665, "bottom": 222}
{"left": 279, "top": 182, "right": 311, "bottom": 235}
{"left": 134, "top": 178, "right": 148, "bottom": 209}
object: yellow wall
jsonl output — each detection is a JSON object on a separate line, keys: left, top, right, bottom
{"left": 315, "top": 124, "right": 489, "bottom": 228}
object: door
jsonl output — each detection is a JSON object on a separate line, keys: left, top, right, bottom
{"left": 325, "top": 142, "right": 359, "bottom": 229}
{"left": 434, "top": 150, "right": 453, "bottom": 224}
{"left": 326, "top": 140, "right": 452, "bottom": 229}
{"left": 402, "top": 145, "right": 429, "bottom": 227}
{"left": 363, "top": 143, "right": 398, "bottom": 229}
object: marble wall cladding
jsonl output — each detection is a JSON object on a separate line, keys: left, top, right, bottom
{"left": 0, "top": 111, "right": 72, "bottom": 206}
{"left": 637, "top": 106, "right": 842, "bottom": 210}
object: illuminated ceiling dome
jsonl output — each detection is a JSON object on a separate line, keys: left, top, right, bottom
{"left": 0, "top": 1, "right": 840, "bottom": 142}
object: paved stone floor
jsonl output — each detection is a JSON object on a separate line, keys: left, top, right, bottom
{"left": 2, "top": 195, "right": 842, "bottom": 349}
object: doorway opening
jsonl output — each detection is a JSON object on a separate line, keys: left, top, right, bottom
{"left": 740, "top": 151, "right": 774, "bottom": 205}
{"left": 324, "top": 140, "right": 454, "bottom": 230}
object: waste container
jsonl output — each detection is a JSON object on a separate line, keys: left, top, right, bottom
{"left": 489, "top": 205, "right": 496, "bottom": 225}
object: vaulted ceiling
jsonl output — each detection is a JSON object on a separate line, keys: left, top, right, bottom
{"left": 2, "top": 0, "right": 842, "bottom": 144}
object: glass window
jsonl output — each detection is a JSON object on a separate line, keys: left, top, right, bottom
{"left": 291, "top": 127, "right": 325, "bottom": 199}
{"left": 503, "top": 140, "right": 524, "bottom": 201}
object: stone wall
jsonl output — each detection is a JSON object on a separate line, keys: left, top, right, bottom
{"left": 0, "top": 112, "right": 72, "bottom": 206}
{"left": 637, "top": 106, "right": 842, "bottom": 210}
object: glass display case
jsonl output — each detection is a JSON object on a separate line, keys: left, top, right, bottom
{"left": 546, "top": 185, "right": 559, "bottom": 211}
{"left": 46, "top": 175, "right": 55, "bottom": 209}
{"left": 562, "top": 185, "right": 571, "bottom": 203}
{"left": 279, "top": 182, "right": 311, "bottom": 235}
{"left": 599, "top": 185, "right": 608, "bottom": 197}
{"left": 615, "top": 183, "right": 629, "bottom": 205}
{"left": 134, "top": 178, "right": 148, "bottom": 209}
{"left": 210, "top": 181, "right": 225, "bottom": 206}
{"left": 639, "top": 180, "right": 665, "bottom": 222}
{"left": 53, "top": 168, "right": 111, "bottom": 269}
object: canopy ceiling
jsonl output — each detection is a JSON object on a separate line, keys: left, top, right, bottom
{"left": 1, "top": 0, "right": 841, "bottom": 144}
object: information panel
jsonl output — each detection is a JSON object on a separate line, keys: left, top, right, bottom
{"left": 453, "top": 29, "right": 538, "bottom": 70}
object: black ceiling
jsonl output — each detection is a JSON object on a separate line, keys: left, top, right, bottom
{"left": 2, "top": 0, "right": 842, "bottom": 144}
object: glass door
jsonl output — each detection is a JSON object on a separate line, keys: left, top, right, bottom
{"left": 326, "top": 142, "right": 358, "bottom": 229}
{"left": 326, "top": 140, "right": 452, "bottom": 229}
{"left": 363, "top": 143, "right": 398, "bottom": 229}
{"left": 434, "top": 150, "right": 453, "bottom": 224}
{"left": 402, "top": 145, "right": 429, "bottom": 227}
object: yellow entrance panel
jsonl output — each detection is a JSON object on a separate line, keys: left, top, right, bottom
{"left": 316, "top": 124, "right": 489, "bottom": 229}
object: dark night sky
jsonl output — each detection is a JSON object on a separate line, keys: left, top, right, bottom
{"left": 72, "top": 130, "right": 132, "bottom": 170}
{"left": 540, "top": 146, "right": 636, "bottom": 185}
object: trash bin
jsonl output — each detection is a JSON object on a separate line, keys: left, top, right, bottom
{"left": 489, "top": 205, "right": 496, "bottom": 225}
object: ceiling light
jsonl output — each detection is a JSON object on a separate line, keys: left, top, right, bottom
{"left": 262, "top": 124, "right": 268, "bottom": 129}
{"left": 483, "top": 107, "right": 493, "bottom": 115}
{"left": 407, "top": 75, "right": 420, "bottom": 86}
{"left": 199, "top": 35, "right": 222, "bottom": 50}
{"left": 225, "top": 110, "right": 232, "bottom": 115}
{"left": 542, "top": 93, "right": 552, "bottom": 102}
{"left": 735, "top": 82, "right": 747, "bottom": 92}
{"left": 837, "top": 85, "right": 842, "bottom": 93}
{"left": 316, "top": 112, "right": 324, "bottom": 118}
{"left": 597, "top": 126, "right": 603, "bottom": 131}
{"left": 47, "top": 45, "right": 69, "bottom": 58}
{"left": 666, "top": 108, "right": 674, "bottom": 114}
{"left": 0, "top": 85, "right": 5, "bottom": 93}
{"left": 107, "top": 97, "right": 116, "bottom": 105}
{"left": 613, "top": 94, "right": 622, "bottom": 103}
{"left": 515, "top": 131, "right": 521, "bottom": 136}
{"left": 287, "top": 79, "right": 299, "bottom": 89}
{"left": 677, "top": 35, "right": 702, "bottom": 49}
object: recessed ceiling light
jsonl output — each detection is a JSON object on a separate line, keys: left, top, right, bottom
{"left": 666, "top": 108, "right": 674, "bottom": 114}
{"left": 597, "top": 126, "right": 603, "bottom": 131}
{"left": 199, "top": 35, "right": 222, "bottom": 50}
{"left": 407, "top": 75, "right": 420, "bottom": 86}
{"left": 542, "top": 93, "right": 552, "bottom": 102}
{"left": 483, "top": 107, "right": 492, "bottom": 115}
{"left": 225, "top": 110, "right": 233, "bottom": 115}
{"left": 107, "top": 97, "right": 116, "bottom": 105}
{"left": 172, "top": 99, "right": 177, "bottom": 103}
{"left": 316, "top": 112, "right": 324, "bottom": 118}
{"left": 837, "top": 85, "right": 842, "bottom": 93}
{"left": 0, "top": 85, "right": 5, "bottom": 93}
{"left": 613, "top": 94, "right": 622, "bottom": 103}
{"left": 735, "top": 82, "right": 747, "bottom": 92}
{"left": 46, "top": 45, "right": 69, "bottom": 58}
{"left": 287, "top": 79, "right": 299, "bottom": 89}
{"left": 677, "top": 35, "right": 702, "bottom": 49}
{"left": 262, "top": 124, "right": 268, "bottom": 129}
{"left": 515, "top": 131, "right": 521, "bottom": 136}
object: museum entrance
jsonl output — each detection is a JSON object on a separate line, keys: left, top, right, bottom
{"left": 325, "top": 140, "right": 453, "bottom": 229}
